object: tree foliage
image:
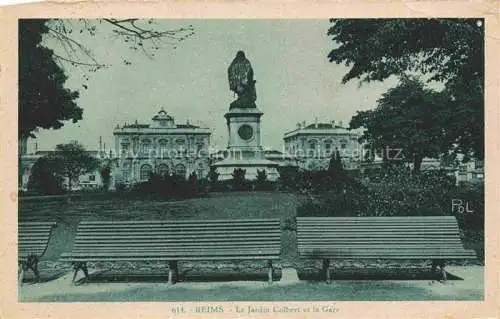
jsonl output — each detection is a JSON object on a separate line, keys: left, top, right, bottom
{"left": 328, "top": 148, "right": 343, "bottom": 174}
{"left": 51, "top": 141, "right": 99, "bottom": 190}
{"left": 207, "top": 166, "right": 220, "bottom": 185}
{"left": 131, "top": 171, "right": 202, "bottom": 198}
{"left": 99, "top": 160, "right": 112, "bottom": 191}
{"left": 19, "top": 19, "right": 82, "bottom": 139}
{"left": 328, "top": 19, "right": 484, "bottom": 159}
{"left": 27, "top": 156, "right": 65, "bottom": 195}
{"left": 277, "top": 166, "right": 300, "bottom": 191}
{"left": 232, "top": 168, "right": 247, "bottom": 190}
{"left": 256, "top": 169, "right": 267, "bottom": 183}
{"left": 350, "top": 76, "right": 444, "bottom": 172}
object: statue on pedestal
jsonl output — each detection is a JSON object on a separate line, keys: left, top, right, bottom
{"left": 228, "top": 51, "right": 257, "bottom": 109}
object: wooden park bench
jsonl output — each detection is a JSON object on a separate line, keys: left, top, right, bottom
{"left": 297, "top": 216, "right": 476, "bottom": 282}
{"left": 61, "top": 219, "right": 281, "bottom": 284}
{"left": 18, "top": 221, "right": 57, "bottom": 284}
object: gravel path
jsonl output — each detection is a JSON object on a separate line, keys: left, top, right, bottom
{"left": 19, "top": 266, "right": 483, "bottom": 302}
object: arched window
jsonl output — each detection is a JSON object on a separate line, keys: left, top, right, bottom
{"left": 175, "top": 138, "right": 185, "bottom": 148}
{"left": 141, "top": 139, "right": 152, "bottom": 156}
{"left": 174, "top": 163, "right": 187, "bottom": 178}
{"left": 140, "top": 164, "right": 153, "bottom": 181}
{"left": 120, "top": 141, "right": 130, "bottom": 156}
{"left": 175, "top": 139, "right": 186, "bottom": 157}
{"left": 122, "top": 162, "right": 131, "bottom": 180}
{"left": 308, "top": 139, "right": 318, "bottom": 157}
{"left": 158, "top": 139, "right": 168, "bottom": 157}
{"left": 323, "top": 139, "right": 333, "bottom": 156}
{"left": 157, "top": 164, "right": 169, "bottom": 177}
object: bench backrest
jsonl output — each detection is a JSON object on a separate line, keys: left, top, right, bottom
{"left": 18, "top": 222, "right": 56, "bottom": 260}
{"left": 65, "top": 219, "right": 281, "bottom": 261}
{"left": 297, "top": 216, "right": 476, "bottom": 259}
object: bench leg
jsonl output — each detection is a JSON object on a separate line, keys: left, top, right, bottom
{"left": 267, "top": 260, "right": 273, "bottom": 284}
{"left": 18, "top": 261, "right": 26, "bottom": 285}
{"left": 81, "top": 263, "right": 89, "bottom": 278}
{"left": 431, "top": 259, "right": 447, "bottom": 281}
{"left": 23, "top": 255, "right": 40, "bottom": 283}
{"left": 168, "top": 261, "right": 178, "bottom": 285}
{"left": 439, "top": 261, "right": 447, "bottom": 282}
{"left": 323, "top": 259, "right": 331, "bottom": 284}
{"left": 31, "top": 260, "right": 40, "bottom": 282}
{"left": 72, "top": 262, "right": 89, "bottom": 284}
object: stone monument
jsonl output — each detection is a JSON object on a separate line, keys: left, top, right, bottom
{"left": 212, "top": 51, "right": 279, "bottom": 181}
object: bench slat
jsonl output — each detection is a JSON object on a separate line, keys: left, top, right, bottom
{"left": 68, "top": 245, "right": 281, "bottom": 252}
{"left": 61, "top": 256, "right": 281, "bottom": 261}
{"left": 298, "top": 216, "right": 457, "bottom": 220}
{"left": 73, "top": 245, "right": 280, "bottom": 250}
{"left": 73, "top": 234, "right": 279, "bottom": 241}
{"left": 78, "top": 219, "right": 279, "bottom": 225}
{"left": 74, "top": 229, "right": 279, "bottom": 235}
{"left": 66, "top": 248, "right": 280, "bottom": 255}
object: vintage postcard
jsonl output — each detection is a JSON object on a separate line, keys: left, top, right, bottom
{"left": 0, "top": 1, "right": 498, "bottom": 318}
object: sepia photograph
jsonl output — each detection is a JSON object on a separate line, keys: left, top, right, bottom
{"left": 13, "top": 16, "right": 487, "bottom": 307}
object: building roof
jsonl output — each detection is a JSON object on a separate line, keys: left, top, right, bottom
{"left": 122, "top": 124, "right": 150, "bottom": 129}
{"left": 284, "top": 122, "right": 363, "bottom": 139}
{"left": 304, "top": 123, "right": 344, "bottom": 130}
{"left": 176, "top": 124, "right": 199, "bottom": 129}
{"left": 116, "top": 109, "right": 205, "bottom": 131}
{"left": 33, "top": 150, "right": 99, "bottom": 155}
{"left": 119, "top": 123, "right": 201, "bottom": 129}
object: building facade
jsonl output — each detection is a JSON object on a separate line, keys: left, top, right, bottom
{"left": 283, "top": 120, "right": 364, "bottom": 171}
{"left": 112, "top": 109, "right": 211, "bottom": 185}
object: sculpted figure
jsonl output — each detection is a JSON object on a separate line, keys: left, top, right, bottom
{"left": 228, "top": 51, "right": 257, "bottom": 109}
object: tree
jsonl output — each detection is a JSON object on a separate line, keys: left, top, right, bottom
{"left": 187, "top": 172, "right": 199, "bottom": 195}
{"left": 326, "top": 147, "right": 352, "bottom": 192}
{"left": 232, "top": 168, "right": 247, "bottom": 191}
{"left": 256, "top": 169, "right": 267, "bottom": 184}
{"left": 350, "top": 76, "right": 443, "bottom": 172}
{"left": 207, "top": 166, "right": 220, "bottom": 185}
{"left": 328, "top": 19, "right": 484, "bottom": 159}
{"left": 277, "top": 166, "right": 299, "bottom": 190}
{"left": 328, "top": 148, "right": 343, "bottom": 174}
{"left": 99, "top": 161, "right": 112, "bottom": 191}
{"left": 19, "top": 19, "right": 82, "bottom": 140}
{"left": 255, "top": 169, "right": 269, "bottom": 191}
{"left": 27, "top": 156, "right": 64, "bottom": 195}
{"left": 51, "top": 141, "right": 99, "bottom": 191}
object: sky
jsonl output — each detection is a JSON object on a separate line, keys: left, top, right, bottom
{"left": 31, "top": 19, "right": 398, "bottom": 153}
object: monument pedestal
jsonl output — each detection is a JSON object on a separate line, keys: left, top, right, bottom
{"left": 212, "top": 107, "right": 279, "bottom": 181}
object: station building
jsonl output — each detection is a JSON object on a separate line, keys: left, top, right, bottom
{"left": 112, "top": 109, "right": 211, "bottom": 185}
{"left": 283, "top": 120, "right": 364, "bottom": 171}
